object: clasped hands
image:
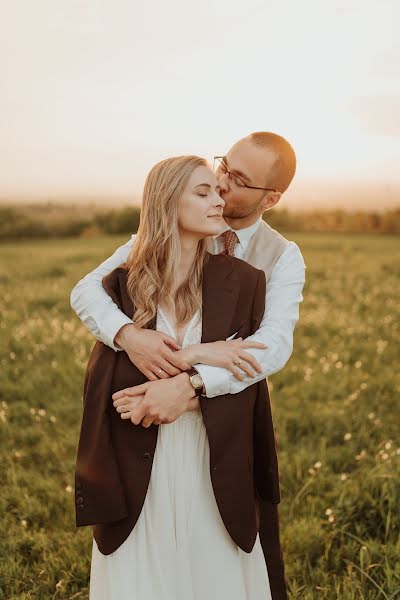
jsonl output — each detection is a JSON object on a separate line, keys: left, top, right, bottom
{"left": 112, "top": 373, "right": 200, "bottom": 428}
{"left": 112, "top": 325, "right": 267, "bottom": 428}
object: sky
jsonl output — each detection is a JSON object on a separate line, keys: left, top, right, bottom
{"left": 1, "top": 0, "right": 399, "bottom": 211}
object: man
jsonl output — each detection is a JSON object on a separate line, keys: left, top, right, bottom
{"left": 71, "top": 131, "right": 306, "bottom": 424}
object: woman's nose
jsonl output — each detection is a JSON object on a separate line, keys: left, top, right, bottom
{"left": 215, "top": 193, "right": 225, "bottom": 208}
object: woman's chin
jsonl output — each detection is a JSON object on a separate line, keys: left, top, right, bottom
{"left": 188, "top": 218, "right": 226, "bottom": 239}
{"left": 203, "top": 223, "right": 226, "bottom": 237}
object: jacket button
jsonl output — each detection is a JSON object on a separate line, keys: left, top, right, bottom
{"left": 76, "top": 496, "right": 84, "bottom": 505}
{"left": 143, "top": 452, "right": 152, "bottom": 461}
{"left": 78, "top": 503, "right": 85, "bottom": 510}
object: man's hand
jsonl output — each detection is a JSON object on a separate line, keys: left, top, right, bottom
{"left": 112, "top": 373, "right": 197, "bottom": 427}
{"left": 114, "top": 324, "right": 192, "bottom": 380}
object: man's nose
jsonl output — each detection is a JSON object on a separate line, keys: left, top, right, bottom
{"left": 217, "top": 172, "right": 230, "bottom": 192}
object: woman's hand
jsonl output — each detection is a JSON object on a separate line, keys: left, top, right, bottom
{"left": 177, "top": 338, "right": 268, "bottom": 381}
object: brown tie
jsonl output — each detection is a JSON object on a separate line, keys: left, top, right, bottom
{"left": 220, "top": 229, "right": 239, "bottom": 256}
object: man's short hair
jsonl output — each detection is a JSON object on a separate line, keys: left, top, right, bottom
{"left": 248, "top": 131, "right": 296, "bottom": 193}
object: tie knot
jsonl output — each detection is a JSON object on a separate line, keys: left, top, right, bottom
{"left": 220, "top": 229, "right": 239, "bottom": 256}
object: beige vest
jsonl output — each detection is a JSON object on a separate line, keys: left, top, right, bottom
{"left": 206, "top": 219, "right": 289, "bottom": 283}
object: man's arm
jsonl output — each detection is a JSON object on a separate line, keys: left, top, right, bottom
{"left": 195, "top": 242, "right": 306, "bottom": 397}
{"left": 70, "top": 235, "right": 135, "bottom": 350}
{"left": 70, "top": 235, "right": 190, "bottom": 379}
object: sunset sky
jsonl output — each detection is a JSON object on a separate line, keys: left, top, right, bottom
{"left": 1, "top": 0, "right": 399, "bottom": 210}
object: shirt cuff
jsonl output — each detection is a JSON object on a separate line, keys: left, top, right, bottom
{"left": 101, "top": 311, "right": 134, "bottom": 351}
{"left": 194, "top": 363, "right": 232, "bottom": 398}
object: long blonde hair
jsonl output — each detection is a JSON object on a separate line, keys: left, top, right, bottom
{"left": 126, "top": 155, "right": 209, "bottom": 329}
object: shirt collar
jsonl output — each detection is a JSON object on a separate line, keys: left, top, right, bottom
{"left": 218, "top": 218, "right": 262, "bottom": 252}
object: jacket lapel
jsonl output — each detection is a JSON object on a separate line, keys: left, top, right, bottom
{"left": 201, "top": 253, "right": 239, "bottom": 344}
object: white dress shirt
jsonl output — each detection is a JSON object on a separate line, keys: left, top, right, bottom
{"left": 70, "top": 220, "right": 306, "bottom": 397}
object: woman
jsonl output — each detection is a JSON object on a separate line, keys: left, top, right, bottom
{"left": 75, "top": 156, "right": 285, "bottom": 599}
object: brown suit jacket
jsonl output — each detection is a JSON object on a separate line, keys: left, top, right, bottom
{"left": 74, "top": 252, "right": 287, "bottom": 600}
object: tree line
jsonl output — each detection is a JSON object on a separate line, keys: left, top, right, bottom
{"left": 0, "top": 204, "right": 399, "bottom": 241}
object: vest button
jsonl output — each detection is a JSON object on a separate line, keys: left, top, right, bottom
{"left": 143, "top": 452, "right": 152, "bottom": 461}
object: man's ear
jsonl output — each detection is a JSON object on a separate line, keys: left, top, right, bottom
{"left": 261, "top": 191, "right": 281, "bottom": 212}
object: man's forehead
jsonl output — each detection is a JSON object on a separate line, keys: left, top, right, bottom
{"left": 226, "top": 141, "right": 275, "bottom": 180}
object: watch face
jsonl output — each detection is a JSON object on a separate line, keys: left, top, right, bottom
{"left": 191, "top": 374, "right": 203, "bottom": 389}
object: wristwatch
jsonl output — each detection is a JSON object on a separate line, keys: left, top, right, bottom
{"left": 186, "top": 367, "right": 205, "bottom": 397}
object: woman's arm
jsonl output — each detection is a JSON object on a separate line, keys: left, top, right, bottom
{"left": 175, "top": 338, "right": 267, "bottom": 381}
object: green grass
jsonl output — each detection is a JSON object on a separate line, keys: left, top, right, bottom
{"left": 1, "top": 234, "right": 399, "bottom": 599}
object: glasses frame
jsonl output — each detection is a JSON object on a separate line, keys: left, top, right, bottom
{"left": 213, "top": 156, "right": 277, "bottom": 193}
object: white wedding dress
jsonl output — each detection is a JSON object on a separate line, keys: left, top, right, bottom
{"left": 89, "top": 307, "right": 272, "bottom": 600}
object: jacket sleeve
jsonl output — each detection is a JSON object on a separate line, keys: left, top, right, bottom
{"left": 74, "top": 268, "right": 131, "bottom": 527}
{"left": 75, "top": 341, "right": 129, "bottom": 526}
{"left": 257, "top": 498, "right": 287, "bottom": 599}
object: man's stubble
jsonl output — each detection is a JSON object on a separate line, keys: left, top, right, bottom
{"left": 222, "top": 194, "right": 265, "bottom": 221}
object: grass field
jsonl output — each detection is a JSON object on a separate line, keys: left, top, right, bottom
{"left": 1, "top": 233, "right": 399, "bottom": 599}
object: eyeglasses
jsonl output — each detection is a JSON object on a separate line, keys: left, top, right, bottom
{"left": 213, "top": 156, "right": 276, "bottom": 192}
